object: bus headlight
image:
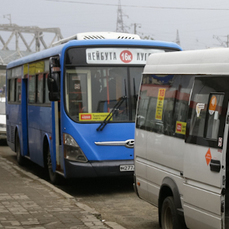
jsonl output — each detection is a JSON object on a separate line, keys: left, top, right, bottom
{"left": 63, "top": 133, "right": 88, "bottom": 162}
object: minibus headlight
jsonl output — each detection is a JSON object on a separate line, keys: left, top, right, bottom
{"left": 63, "top": 133, "right": 88, "bottom": 162}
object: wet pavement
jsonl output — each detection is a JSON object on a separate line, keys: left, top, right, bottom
{"left": 0, "top": 153, "right": 126, "bottom": 229}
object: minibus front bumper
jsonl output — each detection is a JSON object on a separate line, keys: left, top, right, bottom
{"left": 64, "top": 159, "right": 134, "bottom": 178}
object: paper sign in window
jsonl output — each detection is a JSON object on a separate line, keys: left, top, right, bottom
{"left": 155, "top": 89, "right": 166, "bottom": 120}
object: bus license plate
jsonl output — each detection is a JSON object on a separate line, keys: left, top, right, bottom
{"left": 120, "top": 165, "right": 135, "bottom": 172}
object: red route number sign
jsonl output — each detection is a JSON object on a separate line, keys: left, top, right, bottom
{"left": 120, "top": 50, "right": 133, "bottom": 63}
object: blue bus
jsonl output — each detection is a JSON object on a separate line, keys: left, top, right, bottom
{"left": 6, "top": 32, "right": 182, "bottom": 184}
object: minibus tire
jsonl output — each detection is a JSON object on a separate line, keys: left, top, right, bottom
{"left": 47, "top": 148, "right": 61, "bottom": 185}
{"left": 16, "top": 134, "right": 24, "bottom": 166}
{"left": 161, "top": 196, "right": 182, "bottom": 229}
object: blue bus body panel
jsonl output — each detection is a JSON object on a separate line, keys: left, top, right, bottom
{"left": 62, "top": 113, "right": 135, "bottom": 161}
{"left": 7, "top": 104, "right": 21, "bottom": 148}
{"left": 27, "top": 105, "right": 52, "bottom": 166}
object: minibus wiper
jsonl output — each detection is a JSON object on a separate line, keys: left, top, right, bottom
{"left": 96, "top": 96, "right": 127, "bottom": 131}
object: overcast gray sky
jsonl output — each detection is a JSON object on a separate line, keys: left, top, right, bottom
{"left": 1, "top": 0, "right": 229, "bottom": 50}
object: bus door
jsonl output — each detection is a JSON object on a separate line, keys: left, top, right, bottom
{"left": 52, "top": 100, "right": 61, "bottom": 171}
{"left": 21, "top": 75, "right": 29, "bottom": 157}
{"left": 183, "top": 76, "right": 228, "bottom": 229}
{"left": 48, "top": 57, "right": 62, "bottom": 172}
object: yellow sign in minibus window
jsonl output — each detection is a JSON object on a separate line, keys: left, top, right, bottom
{"left": 175, "top": 121, "right": 187, "bottom": 135}
{"left": 155, "top": 88, "right": 166, "bottom": 120}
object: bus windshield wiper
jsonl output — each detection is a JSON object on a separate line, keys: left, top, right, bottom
{"left": 96, "top": 96, "right": 127, "bottom": 131}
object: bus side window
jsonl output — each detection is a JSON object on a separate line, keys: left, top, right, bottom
{"left": 8, "top": 79, "right": 16, "bottom": 102}
{"left": 45, "top": 73, "right": 50, "bottom": 104}
{"left": 16, "top": 78, "right": 22, "bottom": 102}
{"left": 37, "top": 74, "right": 44, "bottom": 104}
{"left": 28, "top": 75, "right": 36, "bottom": 104}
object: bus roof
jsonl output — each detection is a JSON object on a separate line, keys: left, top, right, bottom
{"left": 52, "top": 31, "right": 141, "bottom": 46}
{"left": 7, "top": 39, "right": 181, "bottom": 69}
{"left": 143, "top": 47, "right": 229, "bottom": 75}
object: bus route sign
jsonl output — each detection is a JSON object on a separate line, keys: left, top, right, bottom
{"left": 86, "top": 48, "right": 164, "bottom": 65}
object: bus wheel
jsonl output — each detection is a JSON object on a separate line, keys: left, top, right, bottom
{"left": 47, "top": 147, "right": 61, "bottom": 184}
{"left": 161, "top": 196, "right": 181, "bottom": 229}
{"left": 16, "top": 135, "right": 24, "bottom": 166}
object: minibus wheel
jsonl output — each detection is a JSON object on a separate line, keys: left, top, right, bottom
{"left": 161, "top": 196, "right": 181, "bottom": 229}
{"left": 47, "top": 147, "right": 61, "bottom": 184}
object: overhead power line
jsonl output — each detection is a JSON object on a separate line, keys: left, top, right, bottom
{"left": 46, "top": 0, "right": 229, "bottom": 11}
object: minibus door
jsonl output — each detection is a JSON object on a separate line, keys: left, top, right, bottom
{"left": 183, "top": 76, "right": 228, "bottom": 229}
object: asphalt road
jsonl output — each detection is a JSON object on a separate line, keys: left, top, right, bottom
{"left": 0, "top": 143, "right": 160, "bottom": 229}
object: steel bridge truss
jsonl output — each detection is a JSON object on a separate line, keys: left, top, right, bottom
{"left": 0, "top": 24, "right": 63, "bottom": 52}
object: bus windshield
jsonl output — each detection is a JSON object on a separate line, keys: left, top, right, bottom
{"left": 65, "top": 66, "right": 142, "bottom": 122}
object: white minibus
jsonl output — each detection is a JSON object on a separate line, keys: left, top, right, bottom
{"left": 134, "top": 48, "right": 229, "bottom": 229}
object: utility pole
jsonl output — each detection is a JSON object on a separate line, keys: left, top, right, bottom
{"left": 132, "top": 23, "right": 141, "bottom": 34}
{"left": 116, "top": 0, "right": 128, "bottom": 33}
{"left": 176, "top": 29, "right": 180, "bottom": 46}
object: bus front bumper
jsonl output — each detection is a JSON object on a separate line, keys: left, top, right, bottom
{"left": 64, "top": 159, "right": 134, "bottom": 178}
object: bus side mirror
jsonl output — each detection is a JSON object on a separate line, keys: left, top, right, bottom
{"left": 48, "top": 57, "right": 60, "bottom": 101}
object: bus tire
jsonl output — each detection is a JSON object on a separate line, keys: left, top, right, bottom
{"left": 47, "top": 147, "right": 61, "bottom": 185}
{"left": 16, "top": 134, "right": 24, "bottom": 166}
{"left": 161, "top": 196, "right": 182, "bottom": 229}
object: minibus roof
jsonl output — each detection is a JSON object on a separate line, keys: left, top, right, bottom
{"left": 143, "top": 47, "right": 229, "bottom": 75}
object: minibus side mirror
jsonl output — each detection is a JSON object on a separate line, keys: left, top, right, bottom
{"left": 48, "top": 57, "right": 60, "bottom": 101}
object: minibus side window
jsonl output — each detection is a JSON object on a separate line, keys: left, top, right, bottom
{"left": 136, "top": 74, "right": 194, "bottom": 139}
{"left": 205, "top": 94, "right": 224, "bottom": 140}
{"left": 189, "top": 93, "right": 209, "bottom": 138}
{"left": 186, "top": 76, "right": 228, "bottom": 148}
{"left": 189, "top": 93, "right": 224, "bottom": 140}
